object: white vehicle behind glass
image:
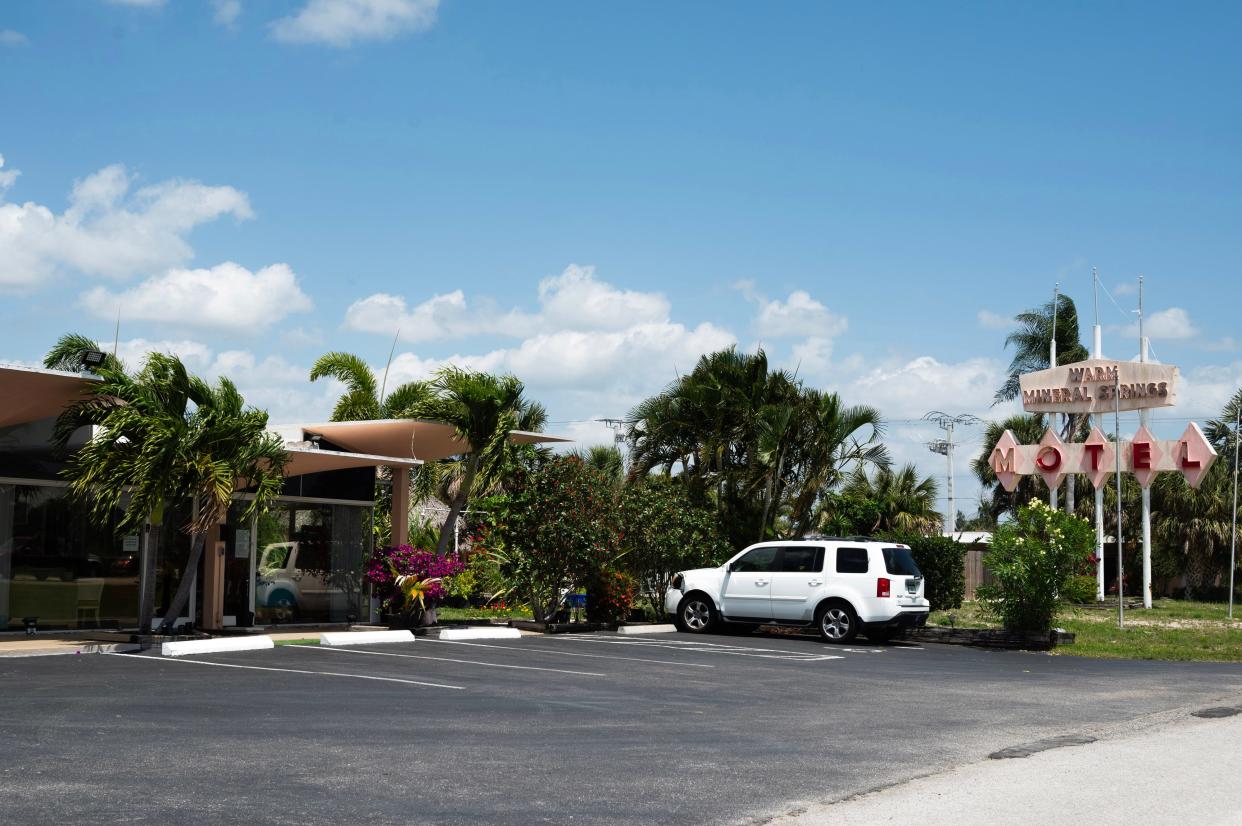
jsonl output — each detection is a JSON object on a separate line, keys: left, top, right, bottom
{"left": 666, "top": 537, "right": 929, "bottom": 643}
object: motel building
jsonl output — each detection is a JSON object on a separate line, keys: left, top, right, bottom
{"left": 0, "top": 362, "right": 563, "bottom": 635}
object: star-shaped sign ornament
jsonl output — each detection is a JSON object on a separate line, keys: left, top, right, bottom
{"left": 1130, "top": 424, "right": 1162, "bottom": 489}
{"left": 989, "top": 429, "right": 1022, "bottom": 492}
{"left": 1036, "top": 427, "right": 1067, "bottom": 492}
{"left": 1178, "top": 422, "right": 1217, "bottom": 489}
{"left": 1082, "top": 426, "right": 1114, "bottom": 489}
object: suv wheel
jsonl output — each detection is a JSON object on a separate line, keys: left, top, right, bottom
{"left": 816, "top": 602, "right": 858, "bottom": 643}
{"left": 675, "top": 595, "right": 717, "bottom": 634}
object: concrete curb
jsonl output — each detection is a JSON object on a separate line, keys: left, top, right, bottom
{"left": 438, "top": 627, "right": 523, "bottom": 641}
{"left": 161, "top": 636, "right": 275, "bottom": 657}
{"left": 0, "top": 642, "right": 144, "bottom": 658}
{"left": 320, "top": 630, "right": 415, "bottom": 646}
{"left": 615, "top": 624, "right": 679, "bottom": 635}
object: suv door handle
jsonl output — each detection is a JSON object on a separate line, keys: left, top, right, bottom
{"left": 808, "top": 579, "right": 823, "bottom": 586}
{"left": 754, "top": 579, "right": 769, "bottom": 586}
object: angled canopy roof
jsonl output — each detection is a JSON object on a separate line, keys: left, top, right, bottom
{"left": 281, "top": 445, "right": 420, "bottom": 478}
{"left": 0, "top": 363, "right": 97, "bottom": 429}
{"left": 284, "top": 419, "right": 572, "bottom": 462}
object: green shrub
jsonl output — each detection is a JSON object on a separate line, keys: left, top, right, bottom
{"left": 1061, "top": 574, "right": 1098, "bottom": 604}
{"left": 473, "top": 456, "right": 619, "bottom": 623}
{"left": 977, "top": 498, "right": 1094, "bottom": 632}
{"left": 886, "top": 533, "right": 966, "bottom": 611}
{"left": 618, "top": 476, "right": 731, "bottom": 619}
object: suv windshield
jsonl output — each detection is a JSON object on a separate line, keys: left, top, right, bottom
{"left": 882, "top": 547, "right": 921, "bottom": 576}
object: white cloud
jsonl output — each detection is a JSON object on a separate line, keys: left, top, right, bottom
{"left": 1177, "top": 360, "right": 1242, "bottom": 419}
{"left": 0, "top": 30, "right": 29, "bottom": 46}
{"left": 271, "top": 0, "right": 438, "bottom": 47}
{"left": 113, "top": 337, "right": 215, "bottom": 371}
{"left": 1119, "top": 307, "right": 1198, "bottom": 341}
{"left": 842, "top": 355, "right": 1010, "bottom": 422}
{"left": 0, "top": 155, "right": 18, "bottom": 193}
{"left": 536, "top": 264, "right": 669, "bottom": 332}
{"left": 977, "top": 309, "right": 1012, "bottom": 330}
{"left": 791, "top": 336, "right": 834, "bottom": 377}
{"left": 0, "top": 158, "right": 253, "bottom": 288}
{"left": 81, "top": 262, "right": 312, "bottom": 332}
{"left": 753, "top": 290, "right": 847, "bottom": 339}
{"left": 382, "top": 321, "right": 735, "bottom": 408}
{"left": 212, "top": 0, "right": 242, "bottom": 27}
{"left": 343, "top": 264, "right": 669, "bottom": 342}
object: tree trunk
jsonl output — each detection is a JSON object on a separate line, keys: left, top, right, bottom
{"left": 160, "top": 531, "right": 206, "bottom": 633}
{"left": 435, "top": 455, "right": 479, "bottom": 557}
{"left": 136, "top": 522, "right": 160, "bottom": 633}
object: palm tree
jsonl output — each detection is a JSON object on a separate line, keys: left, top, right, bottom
{"left": 1150, "top": 388, "right": 1242, "bottom": 597}
{"left": 572, "top": 444, "right": 625, "bottom": 489}
{"left": 626, "top": 347, "right": 890, "bottom": 546}
{"left": 994, "top": 293, "right": 1091, "bottom": 512}
{"left": 52, "top": 350, "right": 288, "bottom": 632}
{"left": 43, "top": 332, "right": 124, "bottom": 373}
{"left": 309, "top": 351, "right": 433, "bottom": 421}
{"left": 782, "top": 390, "right": 890, "bottom": 537}
{"left": 842, "top": 464, "right": 941, "bottom": 535}
{"left": 406, "top": 366, "right": 546, "bottom": 556}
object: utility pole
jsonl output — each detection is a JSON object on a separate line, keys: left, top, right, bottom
{"left": 1115, "top": 369, "right": 1125, "bottom": 630}
{"left": 924, "top": 412, "right": 982, "bottom": 534}
{"left": 1138, "top": 275, "right": 1153, "bottom": 609}
{"left": 1230, "top": 401, "right": 1240, "bottom": 620}
{"left": 595, "top": 418, "right": 627, "bottom": 445}
{"left": 1092, "top": 268, "right": 1106, "bottom": 601}
{"left": 1049, "top": 283, "right": 1059, "bottom": 510}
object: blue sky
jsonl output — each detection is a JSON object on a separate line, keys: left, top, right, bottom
{"left": 2, "top": 0, "right": 1239, "bottom": 519}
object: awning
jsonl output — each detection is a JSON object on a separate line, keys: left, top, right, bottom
{"left": 289, "top": 419, "right": 573, "bottom": 462}
{"left": 282, "top": 445, "right": 421, "bottom": 478}
{"left": 0, "top": 364, "right": 98, "bottom": 429}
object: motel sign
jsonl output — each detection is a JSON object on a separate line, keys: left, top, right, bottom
{"left": 991, "top": 357, "right": 1217, "bottom": 489}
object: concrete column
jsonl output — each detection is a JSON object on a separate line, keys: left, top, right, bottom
{"left": 391, "top": 468, "right": 409, "bottom": 548}
{"left": 202, "top": 523, "right": 225, "bottom": 631}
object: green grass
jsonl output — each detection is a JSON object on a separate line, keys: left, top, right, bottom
{"left": 273, "top": 637, "right": 319, "bottom": 646}
{"left": 930, "top": 599, "right": 1242, "bottom": 662}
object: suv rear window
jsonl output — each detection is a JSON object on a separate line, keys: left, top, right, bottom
{"left": 883, "top": 547, "right": 922, "bottom": 576}
{"left": 835, "top": 547, "right": 869, "bottom": 574}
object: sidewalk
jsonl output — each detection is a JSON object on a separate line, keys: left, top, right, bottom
{"left": 768, "top": 700, "right": 1242, "bottom": 825}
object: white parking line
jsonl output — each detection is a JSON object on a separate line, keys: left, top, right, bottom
{"left": 552, "top": 636, "right": 843, "bottom": 662}
{"left": 108, "top": 653, "right": 464, "bottom": 689}
{"left": 288, "top": 643, "right": 607, "bottom": 677}
{"left": 422, "top": 638, "right": 715, "bottom": 668}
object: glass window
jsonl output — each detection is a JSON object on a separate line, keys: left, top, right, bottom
{"left": 883, "top": 547, "right": 922, "bottom": 576}
{"left": 835, "top": 547, "right": 869, "bottom": 574}
{"left": 254, "top": 501, "right": 372, "bottom": 625}
{"left": 731, "top": 546, "right": 778, "bottom": 573}
{"left": 778, "top": 546, "right": 824, "bottom": 573}
{"left": 0, "top": 483, "right": 139, "bottom": 631}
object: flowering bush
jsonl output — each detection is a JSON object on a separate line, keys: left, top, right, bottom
{"left": 586, "top": 568, "right": 637, "bottom": 623}
{"left": 978, "top": 499, "right": 1094, "bottom": 632}
{"left": 365, "top": 545, "right": 465, "bottom": 614}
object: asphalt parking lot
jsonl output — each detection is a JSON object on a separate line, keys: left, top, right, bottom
{"left": 4, "top": 631, "right": 1242, "bottom": 825}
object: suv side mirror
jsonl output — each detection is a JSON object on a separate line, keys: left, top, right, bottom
{"left": 728, "top": 561, "right": 740, "bottom": 573}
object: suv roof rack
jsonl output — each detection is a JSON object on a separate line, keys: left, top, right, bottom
{"left": 799, "top": 534, "right": 878, "bottom": 542}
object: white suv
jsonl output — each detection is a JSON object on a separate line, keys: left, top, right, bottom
{"left": 666, "top": 538, "right": 929, "bottom": 643}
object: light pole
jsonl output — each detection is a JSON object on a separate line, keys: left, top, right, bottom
{"left": 1230, "top": 402, "right": 1240, "bottom": 620}
{"left": 924, "top": 412, "right": 982, "bottom": 534}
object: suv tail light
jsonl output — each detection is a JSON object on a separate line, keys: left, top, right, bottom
{"left": 877, "top": 577, "right": 891, "bottom": 598}
{"left": 672, "top": 574, "right": 684, "bottom": 591}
